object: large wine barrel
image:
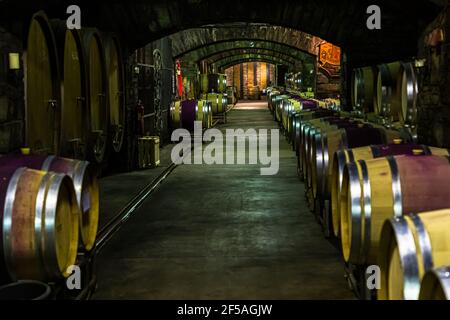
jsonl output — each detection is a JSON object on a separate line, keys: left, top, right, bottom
{"left": 0, "top": 154, "right": 99, "bottom": 251}
{"left": 0, "top": 166, "right": 79, "bottom": 281}
{"left": 340, "top": 155, "right": 450, "bottom": 265}
{"left": 82, "top": 29, "right": 108, "bottom": 163}
{"left": 379, "top": 209, "right": 450, "bottom": 300}
{"left": 59, "top": 28, "right": 88, "bottom": 159}
{"left": 331, "top": 143, "right": 448, "bottom": 237}
{"left": 352, "top": 67, "right": 376, "bottom": 113}
{"left": 170, "top": 100, "right": 182, "bottom": 130}
{"left": 375, "top": 62, "right": 418, "bottom": 124}
{"left": 400, "top": 63, "right": 418, "bottom": 125}
{"left": 104, "top": 34, "right": 125, "bottom": 153}
{"left": 419, "top": 266, "right": 450, "bottom": 300}
{"left": 25, "top": 12, "right": 60, "bottom": 155}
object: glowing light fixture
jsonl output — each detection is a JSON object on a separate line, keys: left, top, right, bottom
{"left": 8, "top": 53, "right": 20, "bottom": 70}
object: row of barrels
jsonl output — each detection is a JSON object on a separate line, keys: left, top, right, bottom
{"left": 199, "top": 74, "right": 227, "bottom": 94}
{"left": 170, "top": 99, "right": 213, "bottom": 131}
{"left": 267, "top": 88, "right": 450, "bottom": 300}
{"left": 351, "top": 61, "right": 418, "bottom": 126}
{"left": 26, "top": 11, "right": 125, "bottom": 163}
{"left": 0, "top": 154, "right": 99, "bottom": 285}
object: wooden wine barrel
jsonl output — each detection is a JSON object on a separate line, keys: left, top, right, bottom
{"left": 218, "top": 74, "right": 227, "bottom": 93}
{"left": 0, "top": 154, "right": 99, "bottom": 251}
{"left": 315, "top": 125, "right": 405, "bottom": 229}
{"left": 180, "top": 100, "right": 198, "bottom": 131}
{"left": 306, "top": 118, "right": 360, "bottom": 188}
{"left": 419, "top": 266, "right": 450, "bottom": 300}
{"left": 82, "top": 29, "right": 108, "bottom": 163}
{"left": 379, "top": 209, "right": 450, "bottom": 300}
{"left": 300, "top": 117, "right": 339, "bottom": 181}
{"left": 59, "top": 28, "right": 88, "bottom": 159}
{"left": 202, "top": 93, "right": 227, "bottom": 114}
{"left": 309, "top": 121, "right": 360, "bottom": 194}
{"left": 0, "top": 166, "right": 79, "bottom": 281}
{"left": 375, "top": 62, "right": 418, "bottom": 124}
{"left": 103, "top": 34, "right": 125, "bottom": 153}
{"left": 331, "top": 143, "right": 448, "bottom": 237}
{"left": 199, "top": 74, "right": 209, "bottom": 94}
{"left": 340, "top": 155, "right": 450, "bottom": 265}
{"left": 170, "top": 100, "right": 182, "bottom": 129}
{"left": 352, "top": 67, "right": 376, "bottom": 113}
{"left": 25, "top": 12, "right": 60, "bottom": 155}
{"left": 400, "top": 63, "right": 418, "bottom": 125}
{"left": 311, "top": 121, "right": 374, "bottom": 200}
{"left": 196, "top": 100, "right": 212, "bottom": 129}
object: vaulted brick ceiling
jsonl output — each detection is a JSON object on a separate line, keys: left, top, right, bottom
{"left": 0, "top": 0, "right": 442, "bottom": 65}
{"left": 215, "top": 54, "right": 295, "bottom": 71}
{"left": 177, "top": 38, "right": 316, "bottom": 65}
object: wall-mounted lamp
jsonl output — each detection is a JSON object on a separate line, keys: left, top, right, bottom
{"left": 414, "top": 59, "right": 426, "bottom": 68}
{"left": 8, "top": 53, "right": 20, "bottom": 70}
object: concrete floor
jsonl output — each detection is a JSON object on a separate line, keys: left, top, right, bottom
{"left": 93, "top": 101, "right": 354, "bottom": 299}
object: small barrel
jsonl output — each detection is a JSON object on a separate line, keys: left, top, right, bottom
{"left": 0, "top": 280, "right": 51, "bottom": 300}
{"left": 419, "top": 266, "right": 450, "bottom": 300}
{"left": 170, "top": 100, "right": 182, "bottom": 130}
{"left": 379, "top": 209, "right": 450, "bottom": 300}
{"left": 0, "top": 154, "right": 99, "bottom": 251}
{"left": 25, "top": 12, "right": 61, "bottom": 155}
{"left": 196, "top": 100, "right": 212, "bottom": 129}
{"left": 330, "top": 142, "right": 447, "bottom": 237}
{"left": 340, "top": 155, "right": 450, "bottom": 265}
{"left": 0, "top": 166, "right": 79, "bottom": 281}
{"left": 82, "top": 28, "right": 108, "bottom": 163}
{"left": 202, "top": 93, "right": 227, "bottom": 114}
{"left": 103, "top": 33, "right": 125, "bottom": 153}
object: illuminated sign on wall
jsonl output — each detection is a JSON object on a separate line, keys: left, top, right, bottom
{"left": 319, "top": 43, "right": 341, "bottom": 66}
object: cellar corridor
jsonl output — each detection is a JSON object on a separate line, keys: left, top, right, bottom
{"left": 93, "top": 101, "right": 352, "bottom": 299}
